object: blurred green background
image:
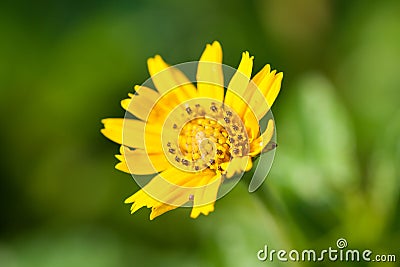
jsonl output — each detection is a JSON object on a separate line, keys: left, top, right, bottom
{"left": 1, "top": 0, "right": 399, "bottom": 266}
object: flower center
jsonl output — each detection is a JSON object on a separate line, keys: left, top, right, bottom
{"left": 161, "top": 99, "right": 250, "bottom": 174}
{"left": 179, "top": 118, "right": 231, "bottom": 173}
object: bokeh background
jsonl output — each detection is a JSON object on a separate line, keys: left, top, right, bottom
{"left": 1, "top": 0, "right": 399, "bottom": 266}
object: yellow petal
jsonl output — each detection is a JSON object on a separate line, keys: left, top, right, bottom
{"left": 252, "top": 64, "right": 271, "bottom": 85}
{"left": 190, "top": 202, "right": 215, "bottom": 218}
{"left": 150, "top": 168, "right": 216, "bottom": 200}
{"left": 259, "top": 70, "right": 283, "bottom": 108}
{"left": 116, "top": 146, "right": 171, "bottom": 175}
{"left": 147, "top": 55, "right": 197, "bottom": 102}
{"left": 246, "top": 66, "right": 283, "bottom": 120}
{"left": 190, "top": 174, "right": 222, "bottom": 218}
{"left": 125, "top": 167, "right": 221, "bottom": 220}
{"left": 145, "top": 87, "right": 190, "bottom": 129}
{"left": 115, "top": 161, "right": 130, "bottom": 173}
{"left": 101, "top": 118, "right": 161, "bottom": 152}
{"left": 121, "top": 86, "right": 161, "bottom": 121}
{"left": 249, "top": 119, "right": 275, "bottom": 156}
{"left": 196, "top": 41, "right": 224, "bottom": 102}
{"left": 244, "top": 157, "right": 253, "bottom": 171}
{"left": 243, "top": 108, "right": 260, "bottom": 142}
{"left": 125, "top": 189, "right": 161, "bottom": 214}
{"left": 225, "top": 51, "right": 254, "bottom": 117}
{"left": 126, "top": 169, "right": 195, "bottom": 204}
{"left": 150, "top": 203, "right": 178, "bottom": 220}
{"left": 224, "top": 156, "right": 250, "bottom": 178}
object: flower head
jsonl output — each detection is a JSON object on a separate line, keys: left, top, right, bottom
{"left": 101, "top": 41, "right": 283, "bottom": 219}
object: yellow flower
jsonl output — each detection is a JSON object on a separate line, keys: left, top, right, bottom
{"left": 101, "top": 41, "right": 283, "bottom": 220}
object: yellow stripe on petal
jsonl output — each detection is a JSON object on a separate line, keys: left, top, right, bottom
{"left": 249, "top": 119, "right": 275, "bottom": 157}
{"left": 225, "top": 51, "right": 254, "bottom": 117}
{"left": 196, "top": 41, "right": 224, "bottom": 102}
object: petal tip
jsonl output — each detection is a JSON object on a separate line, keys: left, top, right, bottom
{"left": 211, "top": 40, "right": 221, "bottom": 47}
